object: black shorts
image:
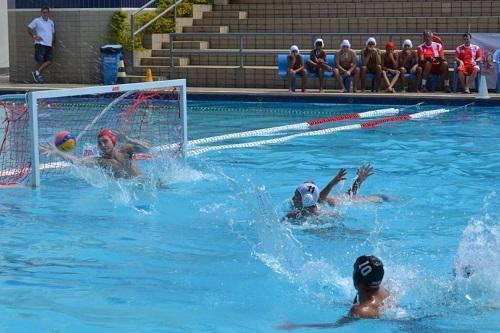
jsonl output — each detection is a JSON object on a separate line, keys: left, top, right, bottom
{"left": 34, "top": 44, "right": 53, "bottom": 63}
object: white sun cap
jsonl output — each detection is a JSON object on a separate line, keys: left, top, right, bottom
{"left": 366, "top": 37, "right": 377, "bottom": 46}
{"left": 403, "top": 39, "right": 413, "bottom": 48}
{"left": 340, "top": 39, "right": 351, "bottom": 48}
{"left": 290, "top": 45, "right": 299, "bottom": 54}
{"left": 314, "top": 38, "right": 324, "bottom": 47}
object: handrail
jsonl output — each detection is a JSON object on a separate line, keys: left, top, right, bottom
{"left": 133, "top": 0, "right": 184, "bottom": 37}
{"left": 167, "top": 31, "right": 465, "bottom": 71}
{"left": 131, "top": 0, "right": 185, "bottom": 67}
{"left": 132, "top": 0, "right": 157, "bottom": 16}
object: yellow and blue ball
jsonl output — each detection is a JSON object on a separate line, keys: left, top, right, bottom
{"left": 54, "top": 130, "right": 76, "bottom": 152}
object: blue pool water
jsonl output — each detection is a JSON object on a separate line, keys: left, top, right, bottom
{"left": 1, "top": 100, "right": 499, "bottom": 332}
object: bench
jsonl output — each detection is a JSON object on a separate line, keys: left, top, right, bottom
{"left": 278, "top": 51, "right": 497, "bottom": 92}
{"left": 278, "top": 54, "right": 336, "bottom": 91}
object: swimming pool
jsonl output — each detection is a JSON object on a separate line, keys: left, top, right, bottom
{"left": 0, "top": 99, "right": 499, "bottom": 332}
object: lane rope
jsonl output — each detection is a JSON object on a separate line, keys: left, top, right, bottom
{"left": 187, "top": 108, "right": 399, "bottom": 147}
{"left": 188, "top": 108, "right": 449, "bottom": 156}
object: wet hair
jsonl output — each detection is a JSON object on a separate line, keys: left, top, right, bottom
{"left": 353, "top": 255, "right": 384, "bottom": 290}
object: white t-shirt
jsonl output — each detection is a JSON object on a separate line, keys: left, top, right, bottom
{"left": 28, "top": 17, "right": 55, "bottom": 47}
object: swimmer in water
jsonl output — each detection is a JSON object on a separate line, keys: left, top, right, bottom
{"left": 350, "top": 255, "right": 389, "bottom": 318}
{"left": 285, "top": 164, "right": 387, "bottom": 220}
{"left": 278, "top": 255, "right": 389, "bottom": 330}
{"left": 41, "top": 129, "right": 150, "bottom": 179}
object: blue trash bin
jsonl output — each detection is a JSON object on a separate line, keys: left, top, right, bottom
{"left": 100, "top": 44, "right": 123, "bottom": 85}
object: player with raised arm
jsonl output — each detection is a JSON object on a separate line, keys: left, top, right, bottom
{"left": 41, "top": 129, "right": 150, "bottom": 179}
{"left": 285, "top": 164, "right": 387, "bottom": 220}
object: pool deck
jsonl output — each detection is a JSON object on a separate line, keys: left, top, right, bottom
{"left": 1, "top": 74, "right": 499, "bottom": 104}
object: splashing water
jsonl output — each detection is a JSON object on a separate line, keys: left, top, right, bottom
{"left": 454, "top": 215, "right": 500, "bottom": 307}
{"left": 226, "top": 178, "right": 352, "bottom": 301}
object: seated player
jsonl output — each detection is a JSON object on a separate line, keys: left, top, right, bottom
{"left": 306, "top": 38, "right": 333, "bottom": 93}
{"left": 454, "top": 32, "right": 482, "bottom": 94}
{"left": 381, "top": 41, "right": 400, "bottom": 93}
{"left": 397, "top": 39, "right": 421, "bottom": 92}
{"left": 287, "top": 45, "right": 307, "bottom": 92}
{"left": 334, "top": 39, "right": 360, "bottom": 92}
{"left": 360, "top": 38, "right": 382, "bottom": 92}
{"left": 41, "top": 129, "right": 150, "bottom": 179}
{"left": 285, "top": 164, "right": 387, "bottom": 220}
{"left": 417, "top": 31, "right": 451, "bottom": 93}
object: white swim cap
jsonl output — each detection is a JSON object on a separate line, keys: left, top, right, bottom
{"left": 403, "top": 39, "right": 413, "bottom": 48}
{"left": 314, "top": 38, "right": 324, "bottom": 47}
{"left": 290, "top": 45, "right": 299, "bottom": 54}
{"left": 296, "top": 182, "right": 320, "bottom": 208}
{"left": 340, "top": 39, "right": 351, "bottom": 48}
{"left": 366, "top": 37, "right": 377, "bottom": 46}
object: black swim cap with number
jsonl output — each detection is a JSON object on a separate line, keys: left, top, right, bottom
{"left": 353, "top": 255, "right": 384, "bottom": 289}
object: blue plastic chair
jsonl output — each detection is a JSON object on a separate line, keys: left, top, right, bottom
{"left": 278, "top": 54, "right": 288, "bottom": 79}
{"left": 493, "top": 49, "right": 500, "bottom": 93}
{"left": 453, "top": 61, "right": 480, "bottom": 92}
{"left": 401, "top": 72, "right": 417, "bottom": 90}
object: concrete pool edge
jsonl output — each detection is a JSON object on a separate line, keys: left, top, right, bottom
{"left": 1, "top": 84, "right": 499, "bottom": 106}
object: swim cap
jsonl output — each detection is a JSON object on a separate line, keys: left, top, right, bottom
{"left": 402, "top": 39, "right": 413, "bottom": 48}
{"left": 353, "top": 255, "right": 384, "bottom": 289}
{"left": 314, "top": 38, "right": 324, "bottom": 48}
{"left": 366, "top": 37, "right": 377, "bottom": 46}
{"left": 385, "top": 41, "right": 395, "bottom": 50}
{"left": 340, "top": 39, "right": 351, "bottom": 48}
{"left": 290, "top": 45, "right": 299, "bottom": 54}
{"left": 98, "top": 129, "right": 117, "bottom": 146}
{"left": 296, "top": 182, "right": 319, "bottom": 208}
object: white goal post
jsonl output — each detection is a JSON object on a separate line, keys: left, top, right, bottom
{"left": 1, "top": 79, "right": 187, "bottom": 188}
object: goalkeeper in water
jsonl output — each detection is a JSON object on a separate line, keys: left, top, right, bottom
{"left": 41, "top": 129, "right": 150, "bottom": 179}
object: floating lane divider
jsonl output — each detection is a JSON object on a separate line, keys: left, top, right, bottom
{"left": 188, "top": 108, "right": 449, "bottom": 157}
{"left": 187, "top": 108, "right": 399, "bottom": 147}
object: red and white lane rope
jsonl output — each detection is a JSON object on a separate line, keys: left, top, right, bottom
{"left": 188, "top": 108, "right": 449, "bottom": 156}
{"left": 187, "top": 108, "right": 399, "bottom": 147}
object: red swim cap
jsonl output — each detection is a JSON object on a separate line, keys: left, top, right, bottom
{"left": 385, "top": 41, "right": 395, "bottom": 50}
{"left": 98, "top": 129, "right": 117, "bottom": 146}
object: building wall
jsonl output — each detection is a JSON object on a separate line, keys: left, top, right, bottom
{"left": 0, "top": 0, "right": 9, "bottom": 69}
{"left": 8, "top": 9, "right": 117, "bottom": 84}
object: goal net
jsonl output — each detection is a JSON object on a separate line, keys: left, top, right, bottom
{"left": 0, "top": 79, "right": 187, "bottom": 187}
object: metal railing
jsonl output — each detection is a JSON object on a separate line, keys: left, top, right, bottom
{"left": 131, "top": 0, "right": 185, "bottom": 66}
{"left": 167, "top": 31, "right": 464, "bottom": 73}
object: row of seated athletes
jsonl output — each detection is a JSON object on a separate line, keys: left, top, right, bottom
{"left": 286, "top": 31, "right": 482, "bottom": 94}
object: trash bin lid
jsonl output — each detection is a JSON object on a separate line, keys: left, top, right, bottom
{"left": 100, "top": 44, "right": 123, "bottom": 53}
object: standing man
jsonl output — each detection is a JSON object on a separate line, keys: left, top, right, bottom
{"left": 27, "top": 6, "right": 56, "bottom": 84}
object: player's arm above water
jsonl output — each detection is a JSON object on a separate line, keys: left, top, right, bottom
{"left": 115, "top": 130, "right": 151, "bottom": 154}
{"left": 278, "top": 316, "right": 354, "bottom": 330}
{"left": 347, "top": 163, "right": 374, "bottom": 196}
{"left": 319, "top": 168, "right": 347, "bottom": 205}
{"left": 40, "top": 143, "right": 96, "bottom": 166}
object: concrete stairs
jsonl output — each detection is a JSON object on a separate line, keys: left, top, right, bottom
{"left": 129, "top": 0, "right": 500, "bottom": 88}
